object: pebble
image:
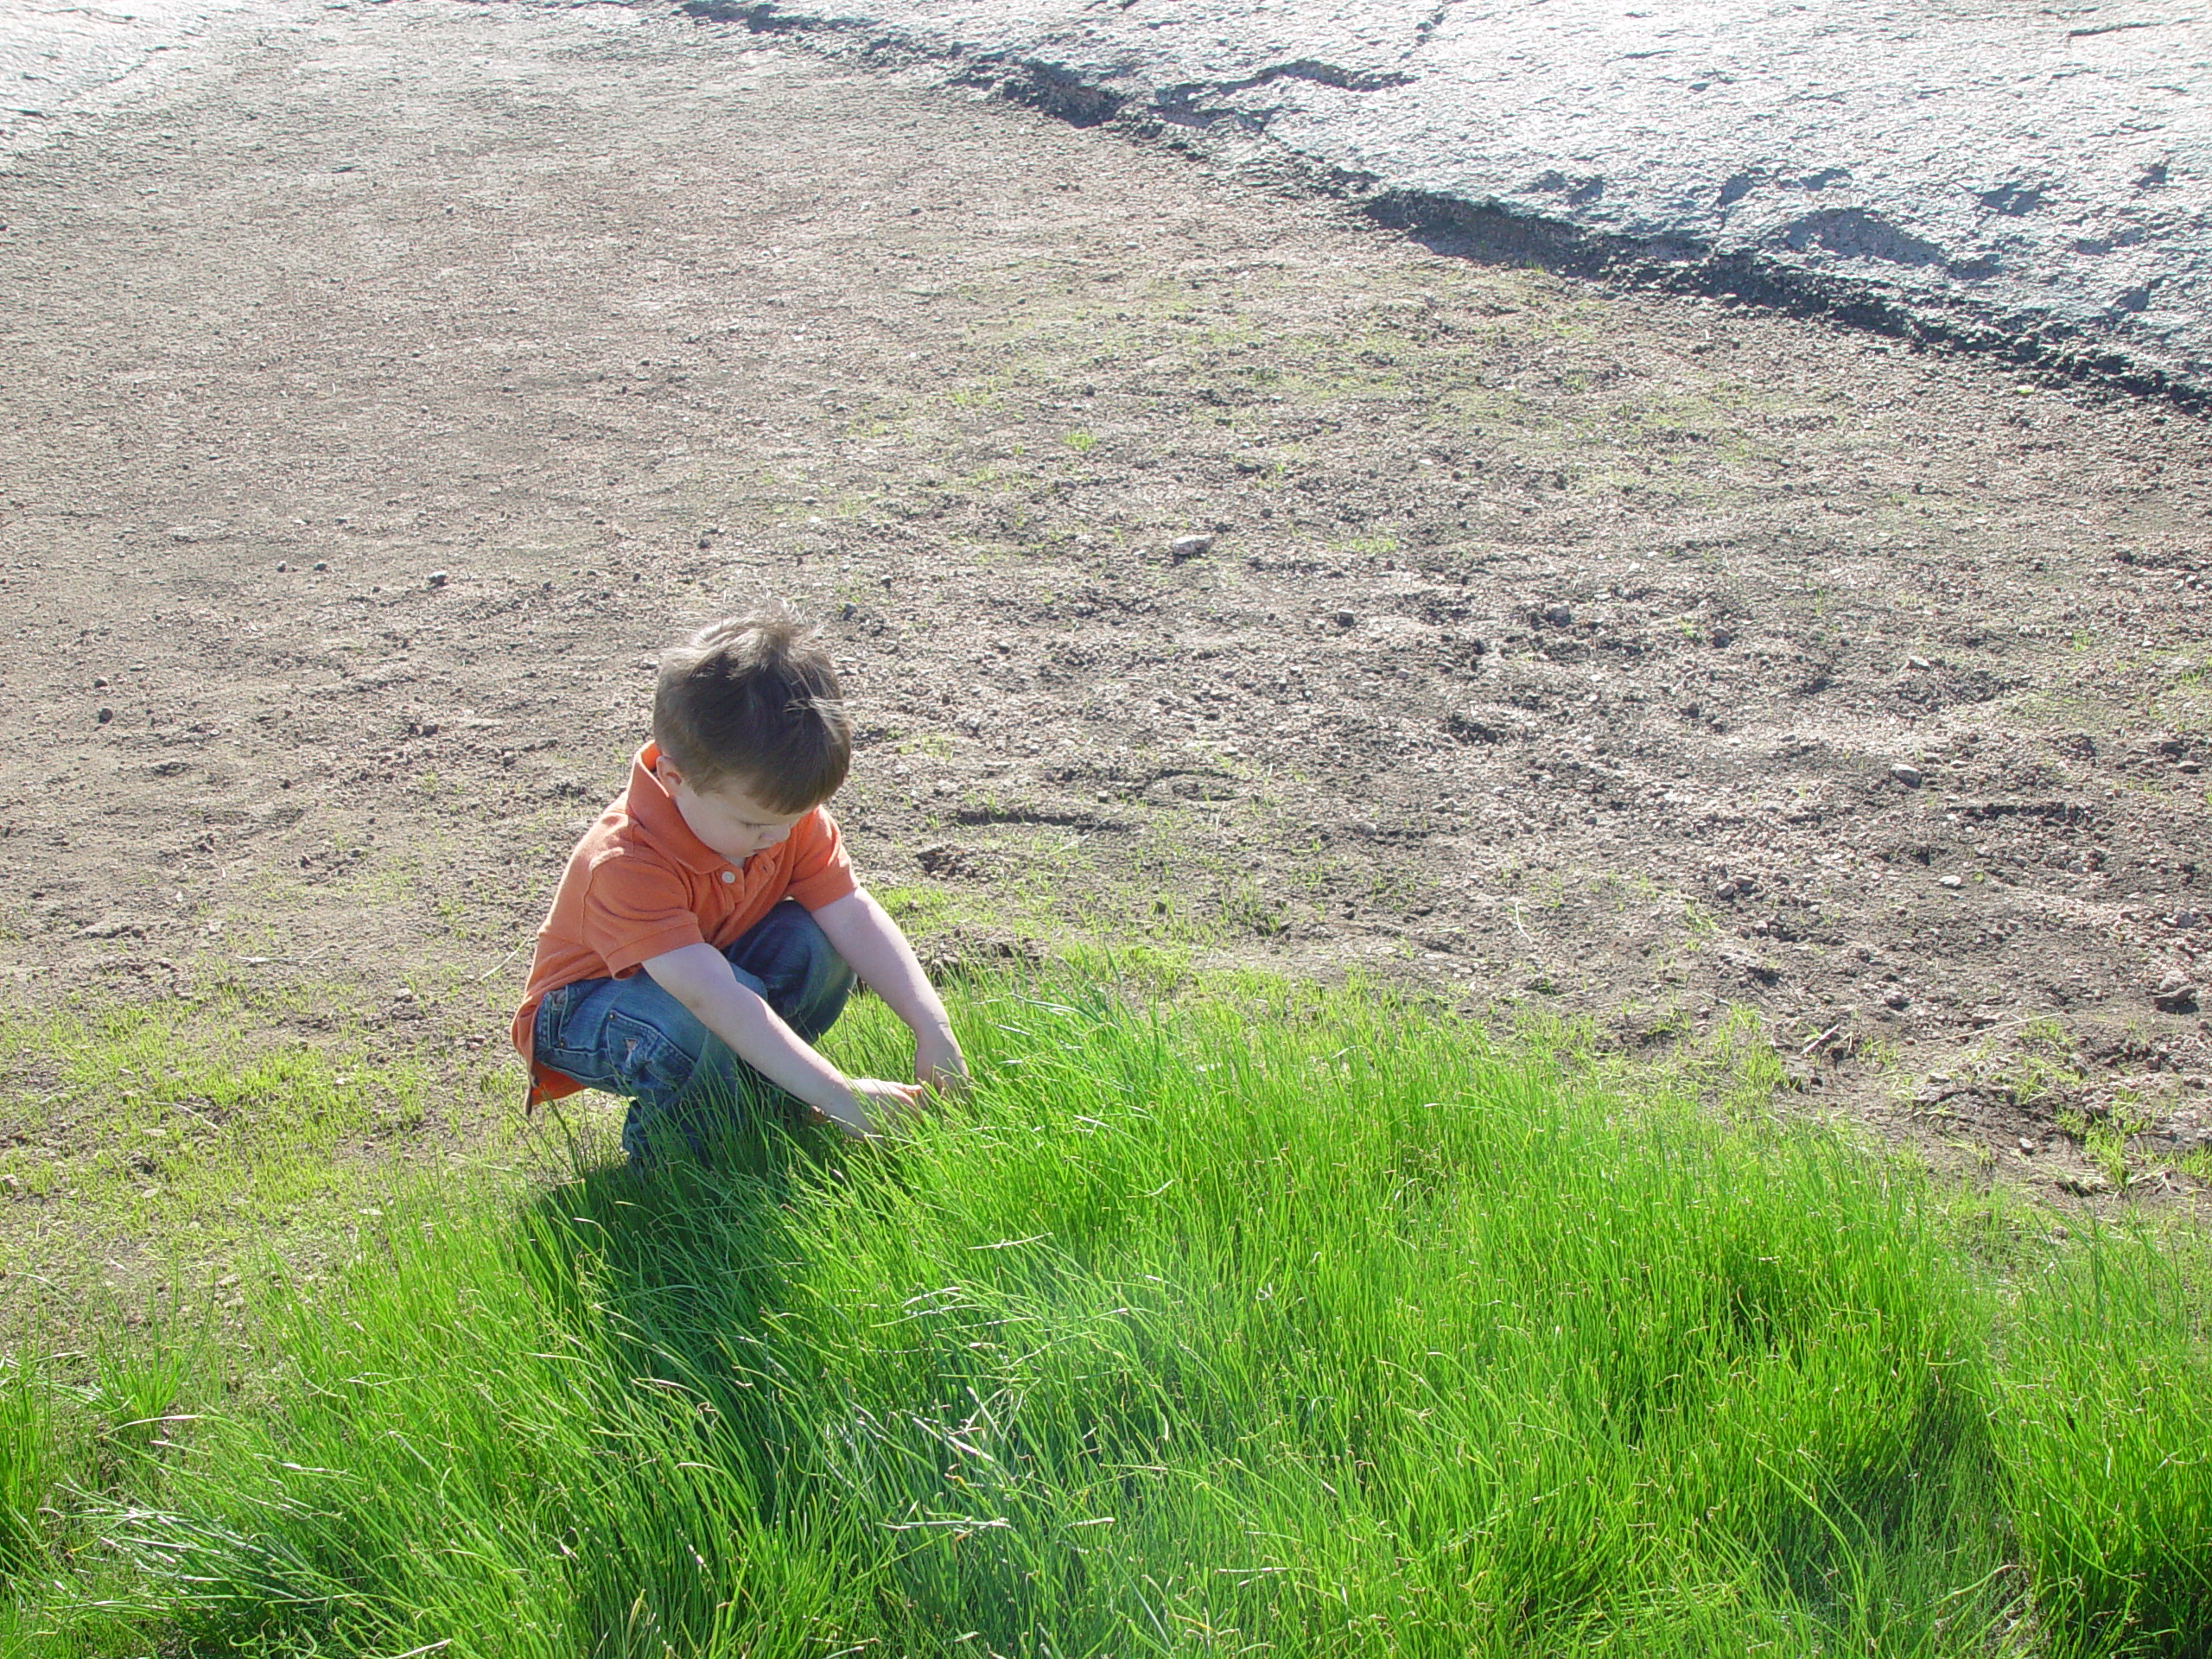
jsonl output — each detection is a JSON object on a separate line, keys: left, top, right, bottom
{"left": 313, "top": 560, "right": 329, "bottom": 572}
{"left": 1907, "top": 655, "right": 1932, "bottom": 671}
{"left": 2152, "top": 974, "right": 2200, "bottom": 1014}
{"left": 1333, "top": 610, "right": 1357, "bottom": 629}
{"left": 95, "top": 707, "right": 113, "bottom": 723}
{"left": 1540, "top": 601, "right": 1573, "bottom": 627}
{"left": 427, "top": 569, "right": 449, "bottom": 588}
{"left": 1940, "top": 874, "right": 1964, "bottom": 890}
{"left": 275, "top": 561, "right": 289, "bottom": 572}
{"left": 1890, "top": 762, "right": 1923, "bottom": 786}
{"left": 1168, "top": 533, "right": 1214, "bottom": 562}
{"left": 2176, "top": 910, "right": 2202, "bottom": 930}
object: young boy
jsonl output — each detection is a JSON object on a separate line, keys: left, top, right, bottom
{"left": 511, "top": 604, "right": 967, "bottom": 1159}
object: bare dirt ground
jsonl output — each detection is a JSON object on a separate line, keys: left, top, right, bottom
{"left": 3, "top": 0, "right": 2209, "bottom": 1254}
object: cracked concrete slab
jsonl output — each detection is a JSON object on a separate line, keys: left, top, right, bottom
{"left": 684, "top": 0, "right": 2212, "bottom": 402}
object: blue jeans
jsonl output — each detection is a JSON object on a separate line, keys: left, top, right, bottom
{"left": 529, "top": 901, "right": 855, "bottom": 1164}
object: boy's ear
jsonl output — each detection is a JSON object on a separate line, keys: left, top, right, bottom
{"left": 652, "top": 753, "right": 686, "bottom": 793}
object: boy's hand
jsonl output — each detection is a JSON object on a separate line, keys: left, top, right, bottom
{"left": 813, "top": 1077, "right": 925, "bottom": 1141}
{"left": 914, "top": 1030, "right": 971, "bottom": 1099}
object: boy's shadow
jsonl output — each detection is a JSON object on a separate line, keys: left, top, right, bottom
{"left": 511, "top": 1114, "right": 871, "bottom": 1639}
{"left": 515, "top": 1110, "right": 850, "bottom": 1487}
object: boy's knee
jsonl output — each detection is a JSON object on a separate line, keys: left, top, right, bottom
{"left": 786, "top": 922, "right": 855, "bottom": 1038}
{"left": 731, "top": 904, "right": 855, "bottom": 1036}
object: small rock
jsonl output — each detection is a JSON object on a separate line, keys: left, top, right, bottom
{"left": 1890, "top": 762, "right": 1923, "bottom": 787}
{"left": 313, "top": 560, "right": 328, "bottom": 572}
{"left": 1907, "top": 655, "right": 1931, "bottom": 671}
{"left": 95, "top": 707, "right": 113, "bottom": 724}
{"left": 1446, "top": 711, "right": 1507, "bottom": 744}
{"left": 427, "top": 569, "right": 449, "bottom": 588}
{"left": 1333, "top": 610, "right": 1356, "bottom": 629}
{"left": 1539, "top": 601, "right": 1573, "bottom": 627}
{"left": 2174, "top": 910, "right": 2201, "bottom": 930}
{"left": 92, "top": 676, "right": 107, "bottom": 688}
{"left": 1940, "top": 874, "right": 1964, "bottom": 890}
{"left": 275, "top": 561, "right": 289, "bottom": 572}
{"left": 1884, "top": 989, "right": 1910, "bottom": 1010}
{"left": 2152, "top": 974, "right": 2200, "bottom": 1014}
{"left": 1168, "top": 533, "right": 1214, "bottom": 562}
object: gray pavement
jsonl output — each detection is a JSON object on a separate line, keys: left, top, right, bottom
{"left": 0, "top": 0, "right": 282, "bottom": 162}
{"left": 9, "top": 0, "right": 2207, "bottom": 399}
{"left": 705, "top": 0, "right": 2212, "bottom": 402}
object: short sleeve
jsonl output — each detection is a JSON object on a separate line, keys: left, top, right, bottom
{"left": 781, "top": 808, "right": 857, "bottom": 911}
{"left": 578, "top": 850, "right": 707, "bottom": 976}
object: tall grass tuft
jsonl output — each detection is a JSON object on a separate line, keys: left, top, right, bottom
{"left": 20, "top": 977, "right": 2212, "bottom": 1656}
{"left": 1994, "top": 1219, "right": 2212, "bottom": 1658}
{"left": 0, "top": 1353, "right": 54, "bottom": 1583}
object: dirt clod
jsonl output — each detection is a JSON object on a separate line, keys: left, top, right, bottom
{"left": 2152, "top": 976, "right": 2201, "bottom": 1015}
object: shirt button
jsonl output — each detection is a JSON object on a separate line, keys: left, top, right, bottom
{"left": 720, "top": 870, "right": 736, "bottom": 884}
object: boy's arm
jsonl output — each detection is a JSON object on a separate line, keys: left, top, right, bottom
{"left": 640, "top": 943, "right": 918, "bottom": 1137}
{"left": 810, "top": 887, "right": 969, "bottom": 1094}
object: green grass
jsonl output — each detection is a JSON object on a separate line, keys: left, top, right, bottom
{"left": 0, "top": 991, "right": 517, "bottom": 1335}
{"left": 3, "top": 977, "right": 2209, "bottom": 1656}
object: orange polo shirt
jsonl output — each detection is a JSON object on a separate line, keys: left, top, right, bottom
{"left": 511, "top": 741, "right": 857, "bottom": 1103}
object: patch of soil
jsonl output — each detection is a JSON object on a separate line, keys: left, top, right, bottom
{"left": 1, "top": 1, "right": 2207, "bottom": 1217}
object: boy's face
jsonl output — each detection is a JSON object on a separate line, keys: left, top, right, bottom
{"left": 652, "top": 755, "right": 815, "bottom": 862}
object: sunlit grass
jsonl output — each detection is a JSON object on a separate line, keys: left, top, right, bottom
{"left": 0, "top": 991, "right": 518, "bottom": 1333}
{"left": 3, "top": 976, "right": 2207, "bottom": 1656}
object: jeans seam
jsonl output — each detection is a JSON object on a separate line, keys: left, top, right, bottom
{"left": 603, "top": 1007, "right": 698, "bottom": 1107}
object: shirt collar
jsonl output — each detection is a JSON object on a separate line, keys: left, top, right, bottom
{"left": 624, "top": 742, "right": 733, "bottom": 875}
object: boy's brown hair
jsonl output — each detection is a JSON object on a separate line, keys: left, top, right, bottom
{"left": 652, "top": 604, "right": 850, "bottom": 810}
